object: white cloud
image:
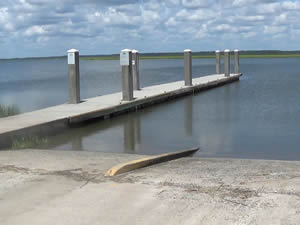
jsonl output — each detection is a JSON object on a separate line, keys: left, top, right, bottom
{"left": 0, "top": 7, "right": 14, "bottom": 31}
{"left": 256, "top": 2, "right": 280, "bottom": 14}
{"left": 182, "top": 0, "right": 214, "bottom": 8}
{"left": 282, "top": 1, "right": 300, "bottom": 10}
{"left": 195, "top": 24, "right": 209, "bottom": 39}
{"left": 264, "top": 25, "right": 286, "bottom": 34}
{"left": 24, "top": 25, "right": 47, "bottom": 36}
{"left": 274, "top": 13, "right": 288, "bottom": 24}
{"left": 233, "top": 0, "right": 275, "bottom": 7}
{"left": 0, "top": 7, "right": 9, "bottom": 23}
{"left": 243, "top": 31, "right": 257, "bottom": 38}
{"left": 176, "top": 8, "right": 215, "bottom": 21}
{"left": 240, "top": 15, "right": 265, "bottom": 22}
{"left": 1, "top": 0, "right": 300, "bottom": 57}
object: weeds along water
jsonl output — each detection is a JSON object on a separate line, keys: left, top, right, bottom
{"left": 0, "top": 104, "right": 20, "bottom": 118}
{"left": 10, "top": 136, "right": 49, "bottom": 150}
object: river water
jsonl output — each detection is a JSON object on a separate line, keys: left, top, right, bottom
{"left": 0, "top": 57, "right": 299, "bottom": 160}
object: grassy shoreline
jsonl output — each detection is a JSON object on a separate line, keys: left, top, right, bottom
{"left": 82, "top": 54, "right": 300, "bottom": 61}
{"left": 0, "top": 104, "right": 20, "bottom": 118}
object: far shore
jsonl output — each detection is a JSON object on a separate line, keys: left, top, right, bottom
{"left": 82, "top": 54, "right": 300, "bottom": 61}
{"left": 1, "top": 51, "right": 300, "bottom": 61}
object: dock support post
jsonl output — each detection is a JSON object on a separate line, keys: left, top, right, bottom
{"left": 184, "top": 49, "right": 192, "bottom": 86}
{"left": 68, "top": 49, "right": 80, "bottom": 104}
{"left": 132, "top": 49, "right": 140, "bottom": 90}
{"left": 224, "top": 49, "right": 230, "bottom": 77}
{"left": 234, "top": 49, "right": 240, "bottom": 74}
{"left": 120, "top": 49, "right": 134, "bottom": 101}
{"left": 216, "top": 50, "right": 221, "bottom": 74}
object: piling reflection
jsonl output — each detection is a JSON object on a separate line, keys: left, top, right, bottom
{"left": 42, "top": 110, "right": 143, "bottom": 153}
{"left": 71, "top": 137, "right": 83, "bottom": 151}
{"left": 222, "top": 84, "right": 233, "bottom": 154}
{"left": 196, "top": 83, "right": 237, "bottom": 157}
{"left": 123, "top": 114, "right": 141, "bottom": 153}
{"left": 184, "top": 97, "right": 193, "bottom": 137}
{"left": 23, "top": 82, "right": 241, "bottom": 157}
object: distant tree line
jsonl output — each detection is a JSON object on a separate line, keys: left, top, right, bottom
{"left": 2, "top": 50, "right": 300, "bottom": 60}
{"left": 83, "top": 50, "right": 300, "bottom": 58}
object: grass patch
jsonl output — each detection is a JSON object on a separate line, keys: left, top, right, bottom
{"left": 83, "top": 56, "right": 120, "bottom": 60}
{"left": 11, "top": 135, "right": 49, "bottom": 150}
{"left": 141, "top": 55, "right": 216, "bottom": 59}
{"left": 82, "top": 54, "right": 300, "bottom": 61}
{"left": 0, "top": 104, "right": 20, "bottom": 118}
{"left": 240, "top": 54, "right": 300, "bottom": 58}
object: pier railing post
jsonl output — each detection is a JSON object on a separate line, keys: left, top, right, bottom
{"left": 216, "top": 50, "right": 221, "bottom": 74}
{"left": 184, "top": 49, "right": 192, "bottom": 86}
{"left": 132, "top": 49, "right": 140, "bottom": 90}
{"left": 68, "top": 49, "right": 80, "bottom": 104}
{"left": 224, "top": 49, "right": 230, "bottom": 77}
{"left": 234, "top": 49, "right": 240, "bottom": 74}
{"left": 120, "top": 49, "right": 134, "bottom": 101}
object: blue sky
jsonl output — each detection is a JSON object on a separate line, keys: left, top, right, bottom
{"left": 0, "top": 0, "right": 300, "bottom": 58}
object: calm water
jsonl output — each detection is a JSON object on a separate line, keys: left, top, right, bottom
{"left": 0, "top": 57, "right": 214, "bottom": 112}
{"left": 1, "top": 57, "right": 300, "bottom": 160}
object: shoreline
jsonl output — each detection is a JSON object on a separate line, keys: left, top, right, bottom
{"left": 82, "top": 54, "right": 300, "bottom": 60}
{"left": 2, "top": 53, "right": 300, "bottom": 61}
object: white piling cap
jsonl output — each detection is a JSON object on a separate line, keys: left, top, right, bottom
{"left": 132, "top": 49, "right": 139, "bottom": 53}
{"left": 234, "top": 49, "right": 239, "bottom": 52}
{"left": 215, "top": 50, "right": 220, "bottom": 53}
{"left": 68, "top": 49, "right": 79, "bottom": 53}
{"left": 224, "top": 49, "right": 230, "bottom": 52}
{"left": 184, "top": 49, "right": 192, "bottom": 52}
{"left": 121, "top": 49, "right": 131, "bottom": 53}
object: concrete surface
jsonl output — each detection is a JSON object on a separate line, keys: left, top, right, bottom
{"left": 224, "top": 50, "right": 230, "bottom": 77}
{"left": 68, "top": 49, "right": 80, "bottom": 104}
{"left": 215, "top": 50, "right": 221, "bottom": 74}
{"left": 0, "top": 73, "right": 240, "bottom": 147}
{"left": 184, "top": 50, "right": 192, "bottom": 86}
{"left": 1, "top": 149, "right": 300, "bottom": 225}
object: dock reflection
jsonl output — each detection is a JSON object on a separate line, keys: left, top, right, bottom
{"left": 45, "top": 96, "right": 195, "bottom": 154}
{"left": 44, "top": 111, "right": 144, "bottom": 154}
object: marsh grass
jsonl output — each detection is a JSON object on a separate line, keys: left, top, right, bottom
{"left": 82, "top": 54, "right": 300, "bottom": 61}
{"left": 11, "top": 136, "right": 49, "bottom": 150}
{"left": 0, "top": 104, "right": 20, "bottom": 118}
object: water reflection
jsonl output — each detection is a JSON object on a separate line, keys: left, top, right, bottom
{"left": 4, "top": 57, "right": 300, "bottom": 160}
{"left": 43, "top": 96, "right": 197, "bottom": 155}
{"left": 194, "top": 82, "right": 240, "bottom": 157}
{"left": 71, "top": 138, "right": 83, "bottom": 151}
{"left": 0, "top": 58, "right": 215, "bottom": 113}
{"left": 184, "top": 97, "right": 193, "bottom": 137}
{"left": 123, "top": 114, "right": 141, "bottom": 153}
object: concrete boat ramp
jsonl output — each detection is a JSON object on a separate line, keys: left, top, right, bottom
{"left": 1, "top": 149, "right": 300, "bottom": 225}
{"left": 0, "top": 73, "right": 241, "bottom": 147}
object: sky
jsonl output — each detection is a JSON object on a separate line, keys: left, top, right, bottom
{"left": 0, "top": 0, "right": 300, "bottom": 58}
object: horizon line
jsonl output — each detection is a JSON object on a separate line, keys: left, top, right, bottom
{"left": 1, "top": 49, "right": 300, "bottom": 60}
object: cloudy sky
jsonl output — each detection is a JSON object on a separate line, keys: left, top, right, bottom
{"left": 0, "top": 0, "right": 300, "bottom": 58}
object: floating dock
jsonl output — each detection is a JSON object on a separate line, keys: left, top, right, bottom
{"left": 0, "top": 73, "right": 241, "bottom": 147}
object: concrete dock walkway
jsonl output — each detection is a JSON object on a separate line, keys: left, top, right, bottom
{"left": 0, "top": 73, "right": 241, "bottom": 146}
